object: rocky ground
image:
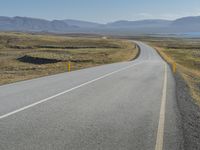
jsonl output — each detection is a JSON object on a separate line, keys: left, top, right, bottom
{"left": 175, "top": 73, "right": 200, "bottom": 150}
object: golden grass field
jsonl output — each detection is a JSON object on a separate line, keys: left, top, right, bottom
{"left": 0, "top": 32, "right": 138, "bottom": 85}
{"left": 144, "top": 38, "right": 200, "bottom": 105}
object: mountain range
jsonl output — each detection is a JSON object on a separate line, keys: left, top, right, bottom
{"left": 0, "top": 16, "right": 200, "bottom": 35}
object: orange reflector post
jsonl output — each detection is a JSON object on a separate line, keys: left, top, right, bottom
{"left": 172, "top": 62, "right": 176, "bottom": 73}
{"left": 68, "top": 61, "right": 71, "bottom": 72}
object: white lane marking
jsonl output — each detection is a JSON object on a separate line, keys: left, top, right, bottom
{"left": 155, "top": 63, "right": 167, "bottom": 150}
{"left": 0, "top": 62, "right": 141, "bottom": 120}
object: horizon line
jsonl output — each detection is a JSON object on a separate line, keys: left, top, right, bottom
{"left": 0, "top": 15, "right": 199, "bottom": 24}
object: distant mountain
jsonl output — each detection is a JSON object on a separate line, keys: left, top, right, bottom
{"left": 1, "top": 16, "right": 200, "bottom": 35}
{"left": 0, "top": 16, "right": 78, "bottom": 32}
{"left": 106, "top": 19, "right": 172, "bottom": 28}
{"left": 62, "top": 19, "right": 103, "bottom": 28}
{"left": 172, "top": 16, "right": 200, "bottom": 26}
{"left": 171, "top": 16, "right": 200, "bottom": 32}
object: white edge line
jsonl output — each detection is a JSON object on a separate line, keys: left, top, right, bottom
{"left": 155, "top": 63, "right": 168, "bottom": 150}
{"left": 0, "top": 62, "right": 141, "bottom": 120}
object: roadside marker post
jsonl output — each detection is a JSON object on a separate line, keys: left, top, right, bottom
{"left": 172, "top": 62, "right": 176, "bottom": 73}
{"left": 68, "top": 61, "right": 71, "bottom": 72}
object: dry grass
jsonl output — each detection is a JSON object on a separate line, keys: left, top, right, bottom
{"left": 0, "top": 32, "right": 138, "bottom": 85}
{"left": 147, "top": 39, "right": 200, "bottom": 105}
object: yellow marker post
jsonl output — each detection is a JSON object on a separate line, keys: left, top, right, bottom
{"left": 172, "top": 62, "right": 176, "bottom": 73}
{"left": 68, "top": 61, "right": 71, "bottom": 72}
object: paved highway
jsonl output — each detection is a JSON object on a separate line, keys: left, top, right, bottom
{"left": 0, "top": 42, "right": 183, "bottom": 150}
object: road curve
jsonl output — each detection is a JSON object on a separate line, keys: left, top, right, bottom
{"left": 0, "top": 42, "right": 183, "bottom": 150}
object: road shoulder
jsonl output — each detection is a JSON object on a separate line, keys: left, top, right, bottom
{"left": 175, "top": 73, "right": 200, "bottom": 149}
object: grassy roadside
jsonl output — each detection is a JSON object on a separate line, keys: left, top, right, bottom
{"left": 147, "top": 39, "right": 200, "bottom": 105}
{"left": 0, "top": 32, "right": 138, "bottom": 85}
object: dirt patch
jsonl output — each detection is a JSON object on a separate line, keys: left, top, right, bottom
{"left": 17, "top": 55, "right": 61, "bottom": 64}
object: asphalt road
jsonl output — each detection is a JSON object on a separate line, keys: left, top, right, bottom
{"left": 0, "top": 42, "right": 183, "bottom": 150}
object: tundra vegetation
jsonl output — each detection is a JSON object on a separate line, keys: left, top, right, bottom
{"left": 0, "top": 32, "right": 138, "bottom": 85}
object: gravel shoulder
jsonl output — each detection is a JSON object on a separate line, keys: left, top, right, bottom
{"left": 175, "top": 72, "right": 200, "bottom": 150}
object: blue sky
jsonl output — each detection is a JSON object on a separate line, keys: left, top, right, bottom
{"left": 0, "top": 0, "right": 200, "bottom": 23}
